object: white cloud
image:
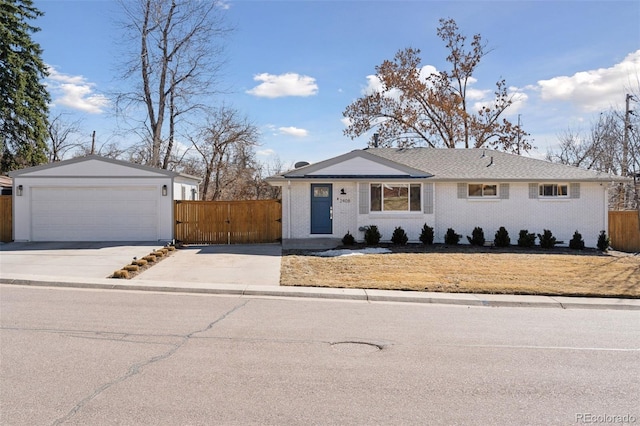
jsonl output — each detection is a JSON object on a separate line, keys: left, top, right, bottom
{"left": 507, "top": 90, "right": 529, "bottom": 115}
{"left": 257, "top": 148, "right": 276, "bottom": 156}
{"left": 246, "top": 73, "right": 318, "bottom": 98}
{"left": 46, "top": 66, "right": 109, "bottom": 114}
{"left": 473, "top": 87, "right": 529, "bottom": 116}
{"left": 418, "top": 65, "right": 438, "bottom": 81}
{"left": 362, "top": 74, "right": 384, "bottom": 95}
{"left": 466, "top": 87, "right": 488, "bottom": 102}
{"left": 279, "top": 126, "right": 308, "bottom": 137}
{"left": 537, "top": 50, "right": 639, "bottom": 112}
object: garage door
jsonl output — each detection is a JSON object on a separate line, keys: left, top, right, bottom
{"left": 31, "top": 187, "right": 159, "bottom": 241}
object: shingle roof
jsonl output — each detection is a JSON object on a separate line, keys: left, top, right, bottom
{"left": 365, "top": 148, "right": 621, "bottom": 182}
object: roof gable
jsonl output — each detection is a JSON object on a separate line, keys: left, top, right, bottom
{"left": 282, "top": 150, "right": 431, "bottom": 179}
{"left": 9, "top": 155, "right": 198, "bottom": 182}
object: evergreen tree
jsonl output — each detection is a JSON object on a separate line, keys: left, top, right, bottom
{"left": 0, "top": 0, "right": 50, "bottom": 173}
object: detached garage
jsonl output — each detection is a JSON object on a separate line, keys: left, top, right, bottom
{"left": 9, "top": 155, "right": 200, "bottom": 242}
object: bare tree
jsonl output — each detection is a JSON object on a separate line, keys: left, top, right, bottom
{"left": 546, "top": 113, "right": 622, "bottom": 174}
{"left": 343, "top": 18, "right": 528, "bottom": 153}
{"left": 547, "top": 107, "right": 639, "bottom": 209}
{"left": 47, "top": 113, "right": 84, "bottom": 162}
{"left": 75, "top": 142, "right": 125, "bottom": 163}
{"left": 190, "top": 107, "right": 259, "bottom": 200}
{"left": 254, "top": 156, "right": 285, "bottom": 199}
{"left": 115, "top": 0, "right": 231, "bottom": 169}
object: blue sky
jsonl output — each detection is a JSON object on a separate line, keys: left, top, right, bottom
{"left": 34, "top": 0, "right": 640, "bottom": 168}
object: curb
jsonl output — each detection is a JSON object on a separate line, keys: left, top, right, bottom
{"left": 1, "top": 277, "right": 639, "bottom": 310}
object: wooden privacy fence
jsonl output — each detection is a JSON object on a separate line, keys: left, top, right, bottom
{"left": 608, "top": 210, "right": 640, "bottom": 252}
{"left": 175, "top": 199, "right": 282, "bottom": 244}
{"left": 0, "top": 195, "right": 12, "bottom": 242}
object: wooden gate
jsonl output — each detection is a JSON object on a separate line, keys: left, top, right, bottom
{"left": 0, "top": 195, "right": 12, "bottom": 242}
{"left": 609, "top": 210, "right": 640, "bottom": 252}
{"left": 174, "top": 199, "right": 281, "bottom": 244}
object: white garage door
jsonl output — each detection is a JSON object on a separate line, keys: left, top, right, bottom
{"left": 31, "top": 186, "right": 159, "bottom": 241}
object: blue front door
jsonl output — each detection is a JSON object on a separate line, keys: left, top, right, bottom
{"left": 311, "top": 184, "right": 332, "bottom": 234}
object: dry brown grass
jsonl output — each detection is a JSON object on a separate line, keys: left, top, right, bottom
{"left": 109, "top": 246, "right": 177, "bottom": 279}
{"left": 281, "top": 247, "right": 640, "bottom": 298}
{"left": 112, "top": 270, "right": 130, "bottom": 279}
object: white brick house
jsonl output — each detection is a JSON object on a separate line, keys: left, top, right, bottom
{"left": 266, "top": 148, "right": 622, "bottom": 249}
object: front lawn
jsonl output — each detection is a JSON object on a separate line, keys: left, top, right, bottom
{"left": 280, "top": 246, "right": 640, "bottom": 298}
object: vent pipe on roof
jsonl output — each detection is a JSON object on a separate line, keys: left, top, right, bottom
{"left": 373, "top": 133, "right": 379, "bottom": 148}
{"left": 486, "top": 156, "right": 494, "bottom": 167}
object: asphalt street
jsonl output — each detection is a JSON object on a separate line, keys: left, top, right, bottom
{"left": 1, "top": 285, "right": 639, "bottom": 425}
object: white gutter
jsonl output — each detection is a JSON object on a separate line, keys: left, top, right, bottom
{"left": 604, "top": 184, "right": 609, "bottom": 234}
{"left": 287, "top": 180, "right": 291, "bottom": 239}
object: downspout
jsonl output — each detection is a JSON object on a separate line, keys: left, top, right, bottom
{"left": 287, "top": 180, "right": 292, "bottom": 239}
{"left": 604, "top": 183, "right": 609, "bottom": 237}
{"left": 170, "top": 177, "right": 175, "bottom": 243}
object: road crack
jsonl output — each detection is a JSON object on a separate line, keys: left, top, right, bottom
{"left": 51, "top": 300, "right": 250, "bottom": 426}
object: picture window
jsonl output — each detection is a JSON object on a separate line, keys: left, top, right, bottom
{"left": 370, "top": 183, "right": 421, "bottom": 212}
{"left": 539, "top": 184, "right": 568, "bottom": 197}
{"left": 468, "top": 184, "right": 497, "bottom": 197}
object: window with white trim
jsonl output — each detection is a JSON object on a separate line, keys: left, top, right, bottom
{"left": 539, "top": 184, "right": 568, "bottom": 197}
{"left": 370, "top": 183, "right": 421, "bottom": 212}
{"left": 468, "top": 183, "right": 498, "bottom": 197}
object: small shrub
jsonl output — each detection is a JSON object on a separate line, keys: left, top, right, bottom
{"left": 444, "top": 228, "right": 461, "bottom": 245}
{"left": 143, "top": 255, "right": 157, "bottom": 263}
{"left": 364, "top": 225, "right": 382, "bottom": 245}
{"left": 537, "top": 229, "right": 557, "bottom": 249}
{"left": 112, "top": 270, "right": 129, "bottom": 279}
{"left": 419, "top": 223, "right": 434, "bottom": 245}
{"left": 166, "top": 245, "right": 176, "bottom": 251}
{"left": 124, "top": 264, "right": 139, "bottom": 272}
{"left": 467, "top": 226, "right": 485, "bottom": 246}
{"left": 391, "top": 227, "right": 408, "bottom": 245}
{"left": 160, "top": 248, "right": 169, "bottom": 255}
{"left": 517, "top": 230, "right": 536, "bottom": 248}
{"left": 342, "top": 231, "right": 355, "bottom": 246}
{"left": 134, "top": 259, "right": 148, "bottom": 267}
{"left": 597, "top": 230, "right": 610, "bottom": 252}
{"left": 494, "top": 227, "right": 510, "bottom": 247}
{"left": 153, "top": 251, "right": 165, "bottom": 257}
{"left": 569, "top": 230, "right": 585, "bottom": 250}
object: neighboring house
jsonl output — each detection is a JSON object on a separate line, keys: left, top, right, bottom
{"left": 267, "top": 148, "right": 624, "bottom": 248}
{"left": 0, "top": 176, "right": 12, "bottom": 195}
{"left": 9, "top": 155, "right": 200, "bottom": 242}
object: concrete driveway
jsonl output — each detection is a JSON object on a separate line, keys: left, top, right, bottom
{"left": 133, "top": 244, "right": 282, "bottom": 286}
{"left": 0, "top": 241, "right": 165, "bottom": 280}
{"left": 0, "top": 242, "right": 282, "bottom": 287}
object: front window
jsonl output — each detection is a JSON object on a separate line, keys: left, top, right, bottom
{"left": 370, "top": 183, "right": 421, "bottom": 212}
{"left": 539, "top": 184, "right": 568, "bottom": 197}
{"left": 468, "top": 184, "right": 497, "bottom": 197}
